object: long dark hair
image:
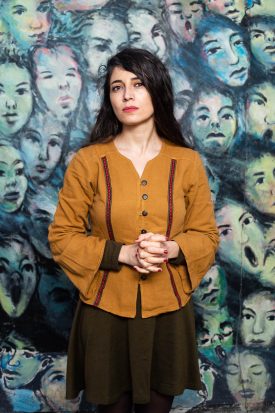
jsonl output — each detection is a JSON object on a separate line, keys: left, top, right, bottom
{"left": 90, "top": 48, "right": 190, "bottom": 147}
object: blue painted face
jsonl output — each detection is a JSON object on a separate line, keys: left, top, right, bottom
{"left": 201, "top": 27, "right": 249, "bottom": 87}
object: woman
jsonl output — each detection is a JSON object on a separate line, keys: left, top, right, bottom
{"left": 49, "top": 48, "right": 219, "bottom": 413}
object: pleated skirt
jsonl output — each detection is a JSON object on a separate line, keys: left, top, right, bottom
{"left": 66, "top": 290, "right": 202, "bottom": 405}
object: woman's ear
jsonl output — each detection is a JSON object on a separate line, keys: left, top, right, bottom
{"left": 41, "top": 356, "right": 52, "bottom": 370}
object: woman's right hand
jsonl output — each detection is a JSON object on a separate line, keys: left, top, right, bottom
{"left": 118, "top": 243, "right": 162, "bottom": 274}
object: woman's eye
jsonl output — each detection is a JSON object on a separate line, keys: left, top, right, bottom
{"left": 198, "top": 114, "right": 208, "bottom": 121}
{"left": 255, "top": 177, "right": 265, "bottom": 185}
{"left": 22, "top": 351, "right": 35, "bottom": 358}
{"left": 252, "top": 33, "right": 263, "bottom": 39}
{"left": 0, "top": 169, "right": 5, "bottom": 177}
{"left": 42, "top": 74, "right": 53, "bottom": 80}
{"left": 66, "top": 72, "right": 76, "bottom": 78}
{"left": 24, "top": 134, "right": 40, "bottom": 144}
{"left": 37, "top": 3, "right": 50, "bottom": 13}
{"left": 252, "top": 371, "right": 263, "bottom": 376}
{"left": 267, "top": 315, "right": 275, "bottom": 321}
{"left": 111, "top": 85, "right": 122, "bottom": 92}
{"left": 49, "top": 139, "right": 61, "bottom": 148}
{"left": 234, "top": 39, "right": 244, "bottom": 46}
{"left": 191, "top": 8, "right": 200, "bottom": 13}
{"left": 13, "top": 6, "right": 27, "bottom": 16}
{"left": 242, "top": 313, "right": 253, "bottom": 320}
{"left": 15, "top": 168, "right": 24, "bottom": 176}
{"left": 22, "top": 263, "right": 34, "bottom": 273}
{"left": 250, "top": 98, "right": 265, "bottom": 106}
{"left": 206, "top": 47, "right": 221, "bottom": 56}
{"left": 95, "top": 44, "right": 109, "bottom": 53}
{"left": 222, "top": 113, "right": 233, "bottom": 120}
{"left": 242, "top": 216, "right": 254, "bottom": 226}
{"left": 17, "top": 88, "right": 29, "bottom": 95}
{"left": 220, "top": 228, "right": 231, "bottom": 237}
{"left": 134, "top": 82, "right": 144, "bottom": 88}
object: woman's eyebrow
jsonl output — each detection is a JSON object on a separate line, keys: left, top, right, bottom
{"left": 248, "top": 91, "right": 267, "bottom": 103}
{"left": 242, "top": 305, "right": 256, "bottom": 314}
{"left": 195, "top": 105, "right": 210, "bottom": 112}
{"left": 230, "top": 32, "right": 242, "bottom": 42}
{"left": 203, "top": 39, "right": 219, "bottom": 47}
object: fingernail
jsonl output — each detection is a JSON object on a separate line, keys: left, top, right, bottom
{"left": 164, "top": 259, "right": 168, "bottom": 263}
{"left": 166, "top": 236, "right": 169, "bottom": 240}
{"left": 164, "top": 249, "right": 168, "bottom": 254}
{"left": 158, "top": 268, "right": 162, "bottom": 272}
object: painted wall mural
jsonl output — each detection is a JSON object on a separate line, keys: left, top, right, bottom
{"left": 0, "top": 0, "right": 274, "bottom": 412}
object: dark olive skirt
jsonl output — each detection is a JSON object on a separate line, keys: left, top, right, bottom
{"left": 66, "top": 290, "right": 202, "bottom": 405}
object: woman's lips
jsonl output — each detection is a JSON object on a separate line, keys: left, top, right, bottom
{"left": 4, "top": 192, "right": 20, "bottom": 202}
{"left": 123, "top": 106, "right": 138, "bottom": 113}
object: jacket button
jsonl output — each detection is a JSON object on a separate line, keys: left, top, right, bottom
{"left": 141, "top": 229, "right": 147, "bottom": 234}
{"left": 141, "top": 275, "right": 147, "bottom": 280}
{"left": 142, "top": 194, "right": 148, "bottom": 200}
{"left": 142, "top": 210, "right": 148, "bottom": 216}
{"left": 141, "top": 180, "right": 147, "bottom": 186}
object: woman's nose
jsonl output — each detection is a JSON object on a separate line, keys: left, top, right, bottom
{"left": 123, "top": 87, "right": 134, "bottom": 101}
{"left": 29, "top": 16, "right": 43, "bottom": 30}
{"left": 59, "top": 80, "right": 70, "bottom": 90}
{"left": 5, "top": 98, "right": 17, "bottom": 111}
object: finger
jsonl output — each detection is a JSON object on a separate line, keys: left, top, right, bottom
{"left": 133, "top": 265, "right": 151, "bottom": 274}
{"left": 142, "top": 246, "right": 168, "bottom": 256}
{"left": 135, "top": 232, "right": 154, "bottom": 242}
{"left": 143, "top": 256, "right": 167, "bottom": 264}
{"left": 139, "top": 240, "right": 165, "bottom": 250}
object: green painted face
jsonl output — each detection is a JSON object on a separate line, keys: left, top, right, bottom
{"left": 199, "top": 358, "right": 217, "bottom": 401}
{"left": 249, "top": 21, "right": 275, "bottom": 71}
{"left": 0, "top": 236, "right": 37, "bottom": 318}
{"left": 204, "top": 0, "right": 246, "bottom": 24}
{"left": 241, "top": 292, "right": 275, "bottom": 347}
{"left": 226, "top": 351, "right": 271, "bottom": 410}
{"left": 246, "top": 82, "right": 275, "bottom": 141}
{"left": 191, "top": 91, "right": 237, "bottom": 155}
{"left": 0, "top": 63, "right": 32, "bottom": 137}
{"left": 247, "top": 0, "right": 275, "bottom": 17}
{"left": 193, "top": 264, "right": 227, "bottom": 309}
{"left": 0, "top": 331, "right": 45, "bottom": 389}
{"left": 245, "top": 154, "right": 275, "bottom": 217}
{"left": 0, "top": 145, "right": 27, "bottom": 213}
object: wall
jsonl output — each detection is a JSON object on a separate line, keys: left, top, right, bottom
{"left": 0, "top": 0, "right": 275, "bottom": 412}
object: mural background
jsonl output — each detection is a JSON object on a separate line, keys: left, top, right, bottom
{"left": 0, "top": 0, "right": 275, "bottom": 412}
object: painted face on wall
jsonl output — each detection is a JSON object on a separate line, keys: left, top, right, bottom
{"left": 1, "top": 0, "right": 51, "bottom": 49}
{"left": 26, "top": 186, "right": 57, "bottom": 258}
{"left": 82, "top": 17, "right": 128, "bottom": 80}
{"left": 0, "top": 145, "right": 27, "bottom": 213}
{"left": 204, "top": 0, "right": 246, "bottom": 24}
{"left": 194, "top": 264, "right": 227, "bottom": 309}
{"left": 197, "top": 307, "right": 234, "bottom": 366}
{"left": 0, "top": 62, "right": 33, "bottom": 137}
{"left": 39, "top": 356, "right": 80, "bottom": 411}
{"left": 165, "top": 0, "right": 204, "bottom": 43}
{"left": 0, "top": 331, "right": 47, "bottom": 389}
{"left": 226, "top": 351, "right": 271, "bottom": 410}
{"left": 198, "top": 357, "right": 217, "bottom": 401}
{"left": 249, "top": 21, "right": 275, "bottom": 71}
{"left": 191, "top": 91, "right": 237, "bottom": 155}
{"left": 127, "top": 9, "right": 166, "bottom": 61}
{"left": 54, "top": 0, "right": 108, "bottom": 11}
{"left": 38, "top": 266, "right": 76, "bottom": 338}
{"left": 215, "top": 200, "right": 265, "bottom": 274}
{"left": 244, "top": 154, "right": 275, "bottom": 217}
{"left": 261, "top": 225, "right": 275, "bottom": 287}
{"left": 170, "top": 67, "right": 193, "bottom": 123}
{"left": 20, "top": 113, "right": 66, "bottom": 183}
{"left": 201, "top": 28, "right": 249, "bottom": 87}
{"left": 246, "top": 82, "right": 275, "bottom": 141}
{"left": 247, "top": 0, "right": 275, "bottom": 17}
{"left": 33, "top": 45, "right": 82, "bottom": 122}
{"left": 0, "top": 236, "right": 37, "bottom": 318}
{"left": 241, "top": 292, "right": 275, "bottom": 348}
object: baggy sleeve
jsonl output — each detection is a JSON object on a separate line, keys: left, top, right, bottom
{"left": 48, "top": 149, "right": 106, "bottom": 295}
{"left": 173, "top": 152, "right": 219, "bottom": 293}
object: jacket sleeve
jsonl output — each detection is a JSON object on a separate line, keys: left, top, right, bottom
{"left": 48, "top": 149, "right": 106, "bottom": 295}
{"left": 173, "top": 152, "right": 219, "bottom": 293}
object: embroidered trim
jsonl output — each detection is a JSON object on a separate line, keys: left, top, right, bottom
{"left": 166, "top": 159, "right": 182, "bottom": 308}
{"left": 93, "top": 156, "right": 114, "bottom": 307}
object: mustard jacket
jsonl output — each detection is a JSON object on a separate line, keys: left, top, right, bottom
{"left": 48, "top": 139, "right": 219, "bottom": 318}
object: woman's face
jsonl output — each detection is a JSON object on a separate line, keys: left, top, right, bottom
{"left": 127, "top": 9, "right": 166, "bottom": 61}
{"left": 20, "top": 114, "right": 65, "bottom": 183}
{"left": 0, "top": 236, "right": 37, "bottom": 318}
{"left": 204, "top": 0, "right": 246, "bottom": 24}
{"left": 246, "top": 82, "right": 275, "bottom": 141}
{"left": 247, "top": 0, "right": 275, "bottom": 17}
{"left": 244, "top": 154, "right": 275, "bottom": 217}
{"left": 191, "top": 91, "right": 237, "bottom": 155}
{"left": 201, "top": 27, "right": 249, "bottom": 87}
{"left": 215, "top": 201, "right": 265, "bottom": 274}
{"left": 0, "top": 63, "right": 33, "bottom": 137}
{"left": 54, "top": 0, "right": 108, "bottom": 11}
{"left": 40, "top": 356, "right": 80, "bottom": 411}
{"left": 249, "top": 21, "right": 275, "bottom": 70}
{"left": 2, "top": 0, "right": 51, "bottom": 49}
{"left": 34, "top": 45, "right": 82, "bottom": 121}
{"left": 194, "top": 264, "right": 226, "bottom": 309}
{"left": 226, "top": 351, "right": 271, "bottom": 409}
{"left": 0, "top": 331, "right": 45, "bottom": 389}
{"left": 241, "top": 292, "right": 275, "bottom": 347}
{"left": 198, "top": 307, "right": 233, "bottom": 366}
{"left": 261, "top": 225, "right": 275, "bottom": 286}
{"left": 170, "top": 68, "right": 193, "bottom": 122}
{"left": 0, "top": 146, "right": 27, "bottom": 213}
{"left": 109, "top": 67, "right": 154, "bottom": 128}
{"left": 83, "top": 17, "right": 128, "bottom": 80}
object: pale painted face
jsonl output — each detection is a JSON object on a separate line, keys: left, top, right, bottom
{"left": 54, "top": 0, "right": 108, "bottom": 11}
{"left": 198, "top": 307, "right": 234, "bottom": 365}
{"left": 204, "top": 0, "right": 246, "bottom": 24}
{"left": 0, "top": 331, "right": 46, "bottom": 389}
{"left": 261, "top": 225, "right": 275, "bottom": 287}
{"left": 201, "top": 28, "right": 249, "bottom": 87}
{"left": 40, "top": 356, "right": 80, "bottom": 411}
{"left": 194, "top": 264, "right": 226, "bottom": 309}
{"left": 127, "top": 9, "right": 166, "bottom": 61}
{"left": 249, "top": 21, "right": 275, "bottom": 71}
{"left": 245, "top": 154, "right": 275, "bottom": 217}
{"left": 0, "top": 63, "right": 32, "bottom": 137}
{"left": 110, "top": 67, "right": 154, "bottom": 128}
{"left": 246, "top": 82, "right": 275, "bottom": 141}
{"left": 34, "top": 46, "right": 82, "bottom": 121}
{"left": 0, "top": 146, "right": 27, "bottom": 213}
{"left": 2, "top": 0, "right": 51, "bottom": 49}
{"left": 0, "top": 236, "right": 37, "bottom": 318}
{"left": 83, "top": 17, "right": 128, "bottom": 79}
{"left": 226, "top": 351, "right": 271, "bottom": 410}
{"left": 20, "top": 114, "right": 65, "bottom": 183}
{"left": 241, "top": 292, "right": 275, "bottom": 347}
{"left": 191, "top": 91, "right": 237, "bottom": 155}
{"left": 215, "top": 201, "right": 265, "bottom": 274}
{"left": 247, "top": 0, "right": 275, "bottom": 17}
